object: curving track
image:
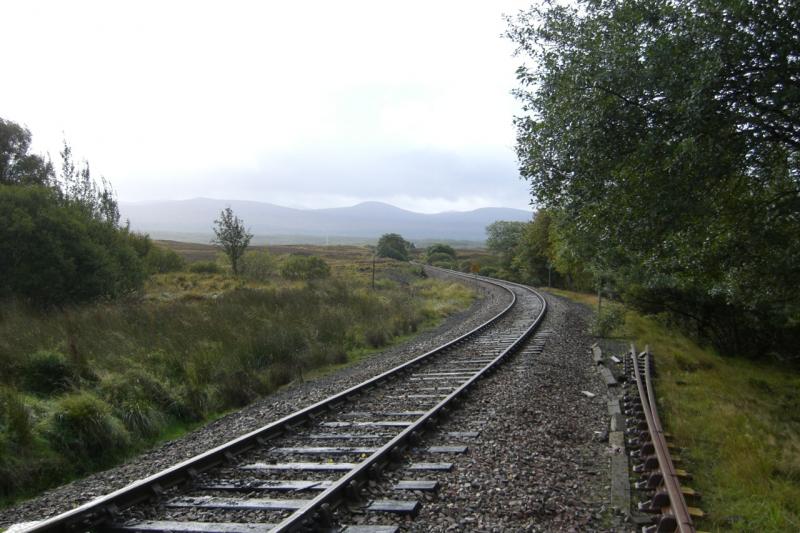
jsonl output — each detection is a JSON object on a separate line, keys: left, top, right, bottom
{"left": 20, "top": 268, "right": 546, "bottom": 533}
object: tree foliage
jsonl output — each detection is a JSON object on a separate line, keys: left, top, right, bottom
{"left": 0, "top": 186, "right": 146, "bottom": 305}
{"left": 376, "top": 233, "right": 411, "bottom": 261}
{"left": 0, "top": 118, "right": 54, "bottom": 187}
{"left": 425, "top": 243, "right": 457, "bottom": 268}
{"left": 484, "top": 220, "right": 529, "bottom": 280}
{"left": 0, "top": 117, "right": 149, "bottom": 306}
{"left": 507, "top": 0, "right": 800, "bottom": 357}
{"left": 211, "top": 207, "right": 253, "bottom": 275}
{"left": 485, "top": 221, "right": 527, "bottom": 259}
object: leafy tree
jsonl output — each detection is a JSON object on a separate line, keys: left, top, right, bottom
{"left": 485, "top": 220, "right": 527, "bottom": 278}
{"left": 0, "top": 186, "right": 145, "bottom": 306}
{"left": 0, "top": 118, "right": 54, "bottom": 187}
{"left": 507, "top": 0, "right": 800, "bottom": 356}
{"left": 426, "top": 243, "right": 456, "bottom": 259}
{"left": 211, "top": 207, "right": 253, "bottom": 275}
{"left": 376, "top": 233, "right": 410, "bottom": 261}
{"left": 58, "top": 142, "right": 120, "bottom": 227}
{"left": 0, "top": 118, "right": 146, "bottom": 306}
{"left": 425, "top": 243, "right": 457, "bottom": 268}
{"left": 485, "top": 221, "right": 526, "bottom": 258}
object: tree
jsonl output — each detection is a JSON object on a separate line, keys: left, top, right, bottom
{"left": 485, "top": 220, "right": 527, "bottom": 277}
{"left": 376, "top": 233, "right": 410, "bottom": 261}
{"left": 0, "top": 186, "right": 146, "bottom": 306}
{"left": 1, "top": 118, "right": 145, "bottom": 306}
{"left": 425, "top": 243, "right": 457, "bottom": 268}
{"left": 0, "top": 118, "right": 54, "bottom": 187}
{"left": 211, "top": 207, "right": 252, "bottom": 275}
{"left": 485, "top": 221, "right": 526, "bottom": 258}
{"left": 507, "top": 0, "right": 800, "bottom": 356}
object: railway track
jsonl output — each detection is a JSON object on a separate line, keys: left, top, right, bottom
{"left": 19, "top": 268, "right": 546, "bottom": 533}
{"left": 625, "top": 345, "right": 700, "bottom": 533}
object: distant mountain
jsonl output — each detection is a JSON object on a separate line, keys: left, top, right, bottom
{"left": 119, "top": 198, "right": 533, "bottom": 243}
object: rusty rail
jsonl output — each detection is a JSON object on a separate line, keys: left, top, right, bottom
{"left": 627, "top": 345, "right": 697, "bottom": 533}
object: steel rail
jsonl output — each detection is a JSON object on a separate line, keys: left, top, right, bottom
{"left": 23, "top": 268, "right": 523, "bottom": 532}
{"left": 630, "top": 346, "right": 695, "bottom": 533}
{"left": 270, "top": 273, "right": 547, "bottom": 531}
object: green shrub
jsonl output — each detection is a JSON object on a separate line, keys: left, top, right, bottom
{"left": 427, "top": 252, "right": 457, "bottom": 268}
{"left": 0, "top": 186, "right": 147, "bottom": 306}
{"left": 144, "top": 245, "right": 185, "bottom": 274}
{"left": 479, "top": 265, "right": 499, "bottom": 277}
{"left": 591, "top": 303, "right": 626, "bottom": 337}
{"left": 189, "top": 260, "right": 221, "bottom": 274}
{"left": 365, "top": 326, "right": 389, "bottom": 348}
{"left": 240, "top": 250, "right": 275, "bottom": 281}
{"left": 0, "top": 387, "right": 33, "bottom": 447}
{"left": 217, "top": 368, "right": 270, "bottom": 407}
{"left": 280, "top": 255, "right": 331, "bottom": 280}
{"left": 99, "top": 369, "right": 174, "bottom": 437}
{"left": 21, "top": 350, "right": 76, "bottom": 395}
{"left": 45, "top": 391, "right": 130, "bottom": 464}
{"left": 425, "top": 244, "right": 457, "bottom": 268}
{"left": 376, "top": 233, "right": 410, "bottom": 261}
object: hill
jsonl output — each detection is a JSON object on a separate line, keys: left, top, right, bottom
{"left": 120, "top": 199, "right": 532, "bottom": 244}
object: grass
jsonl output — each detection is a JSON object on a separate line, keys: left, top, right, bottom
{"left": 0, "top": 251, "right": 475, "bottom": 507}
{"left": 544, "top": 288, "right": 800, "bottom": 532}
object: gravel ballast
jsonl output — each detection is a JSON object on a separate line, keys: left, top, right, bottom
{"left": 0, "top": 271, "right": 509, "bottom": 527}
{"left": 338, "top": 290, "right": 634, "bottom": 532}
{"left": 406, "top": 291, "right": 634, "bottom": 531}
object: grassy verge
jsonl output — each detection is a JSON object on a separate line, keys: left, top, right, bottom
{"left": 544, "top": 288, "right": 800, "bottom": 532}
{"left": 0, "top": 261, "right": 474, "bottom": 507}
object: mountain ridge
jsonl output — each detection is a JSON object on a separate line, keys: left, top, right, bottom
{"left": 120, "top": 198, "right": 532, "bottom": 242}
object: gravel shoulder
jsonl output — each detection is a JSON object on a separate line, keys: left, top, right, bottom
{"left": 365, "top": 290, "right": 633, "bottom": 532}
{"left": 0, "top": 271, "right": 509, "bottom": 527}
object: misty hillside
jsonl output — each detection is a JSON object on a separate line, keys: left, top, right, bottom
{"left": 120, "top": 198, "right": 532, "bottom": 243}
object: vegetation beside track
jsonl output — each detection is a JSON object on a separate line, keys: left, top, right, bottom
{"left": 0, "top": 249, "right": 474, "bottom": 507}
{"left": 546, "top": 288, "right": 800, "bottom": 532}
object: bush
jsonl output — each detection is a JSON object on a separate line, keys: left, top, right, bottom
{"left": 45, "top": 391, "right": 130, "bottom": 464}
{"left": 377, "top": 233, "right": 410, "bottom": 261}
{"left": 479, "top": 265, "right": 499, "bottom": 278}
{"left": 21, "top": 350, "right": 76, "bottom": 395}
{"left": 591, "top": 303, "right": 626, "bottom": 337}
{"left": 0, "top": 186, "right": 147, "bottom": 305}
{"left": 425, "top": 243, "right": 457, "bottom": 267}
{"left": 0, "top": 387, "right": 33, "bottom": 447}
{"left": 240, "top": 250, "right": 275, "bottom": 281}
{"left": 99, "top": 369, "right": 174, "bottom": 437}
{"left": 280, "top": 255, "right": 331, "bottom": 280}
{"left": 426, "top": 252, "right": 457, "bottom": 268}
{"left": 217, "top": 368, "right": 270, "bottom": 407}
{"left": 365, "top": 326, "right": 389, "bottom": 348}
{"left": 144, "top": 245, "right": 185, "bottom": 274}
{"left": 189, "top": 260, "right": 221, "bottom": 274}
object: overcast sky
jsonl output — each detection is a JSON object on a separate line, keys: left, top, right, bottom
{"left": 1, "top": 0, "right": 535, "bottom": 213}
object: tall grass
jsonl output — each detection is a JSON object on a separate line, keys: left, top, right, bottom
{"left": 0, "top": 264, "right": 473, "bottom": 505}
